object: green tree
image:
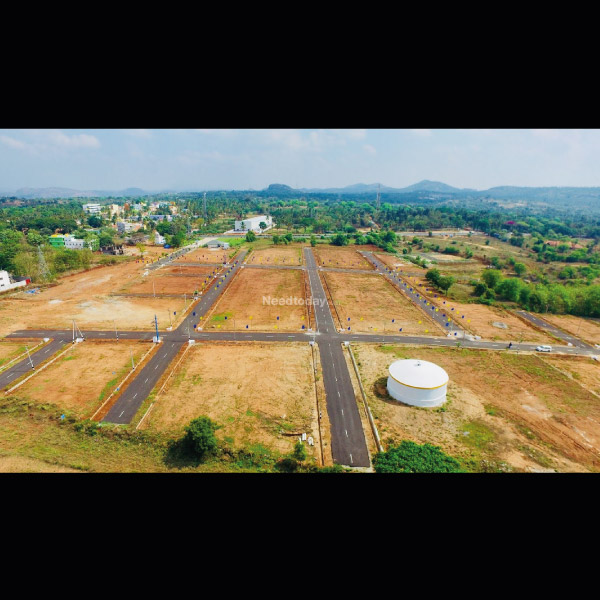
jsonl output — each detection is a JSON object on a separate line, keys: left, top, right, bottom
{"left": 26, "top": 231, "right": 44, "bottom": 246}
{"left": 330, "top": 233, "right": 348, "bottom": 246}
{"left": 310, "top": 235, "right": 316, "bottom": 247}
{"left": 87, "top": 215, "right": 103, "bottom": 228}
{"left": 184, "top": 416, "right": 220, "bottom": 459}
{"left": 514, "top": 262, "right": 526, "bottom": 276}
{"left": 292, "top": 441, "right": 307, "bottom": 462}
{"left": 373, "top": 441, "right": 464, "bottom": 473}
{"left": 246, "top": 230, "right": 257, "bottom": 242}
{"left": 259, "top": 221, "right": 267, "bottom": 231}
{"left": 272, "top": 234, "right": 280, "bottom": 245}
{"left": 481, "top": 269, "right": 503, "bottom": 290}
{"left": 136, "top": 243, "right": 146, "bottom": 258}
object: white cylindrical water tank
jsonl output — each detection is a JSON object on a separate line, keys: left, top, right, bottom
{"left": 387, "top": 359, "right": 448, "bottom": 407}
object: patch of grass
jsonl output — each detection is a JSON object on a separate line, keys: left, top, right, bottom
{"left": 459, "top": 420, "right": 496, "bottom": 450}
{"left": 518, "top": 444, "right": 555, "bottom": 469}
{"left": 211, "top": 311, "right": 234, "bottom": 322}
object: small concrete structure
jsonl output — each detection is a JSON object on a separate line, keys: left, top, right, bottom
{"left": 387, "top": 359, "right": 448, "bottom": 407}
{"left": 234, "top": 215, "right": 273, "bottom": 233}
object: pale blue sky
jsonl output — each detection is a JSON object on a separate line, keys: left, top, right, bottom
{"left": 1, "top": 129, "right": 599, "bottom": 192}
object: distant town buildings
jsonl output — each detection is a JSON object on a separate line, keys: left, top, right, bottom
{"left": 234, "top": 215, "right": 273, "bottom": 233}
{"left": 47, "top": 234, "right": 98, "bottom": 251}
{"left": 108, "top": 204, "right": 122, "bottom": 217}
{"left": 117, "top": 221, "right": 143, "bottom": 234}
{"left": 82, "top": 203, "right": 102, "bottom": 214}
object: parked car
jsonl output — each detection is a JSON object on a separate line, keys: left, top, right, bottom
{"left": 536, "top": 345, "right": 552, "bottom": 352}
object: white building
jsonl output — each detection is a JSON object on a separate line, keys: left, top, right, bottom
{"left": 387, "top": 359, "right": 448, "bottom": 407}
{"left": 108, "top": 204, "right": 122, "bottom": 217}
{"left": 154, "top": 232, "right": 166, "bottom": 245}
{"left": 234, "top": 215, "right": 273, "bottom": 233}
{"left": 83, "top": 203, "right": 102, "bottom": 214}
{"left": 117, "top": 221, "right": 135, "bottom": 233}
{"left": 0, "top": 270, "right": 29, "bottom": 292}
{"left": 64, "top": 236, "right": 85, "bottom": 250}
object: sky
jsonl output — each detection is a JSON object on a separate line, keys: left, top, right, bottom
{"left": 1, "top": 128, "right": 600, "bottom": 192}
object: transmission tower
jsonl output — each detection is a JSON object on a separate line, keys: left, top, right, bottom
{"left": 37, "top": 245, "right": 50, "bottom": 281}
{"left": 376, "top": 183, "right": 381, "bottom": 210}
{"left": 203, "top": 192, "right": 208, "bottom": 221}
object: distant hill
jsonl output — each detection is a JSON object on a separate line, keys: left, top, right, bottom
{"left": 12, "top": 187, "right": 151, "bottom": 199}
{"left": 399, "top": 180, "right": 464, "bottom": 193}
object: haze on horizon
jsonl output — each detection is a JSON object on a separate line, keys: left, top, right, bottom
{"left": 1, "top": 128, "right": 600, "bottom": 193}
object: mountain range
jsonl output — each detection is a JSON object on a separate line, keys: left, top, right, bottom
{"left": 9, "top": 187, "right": 150, "bottom": 199}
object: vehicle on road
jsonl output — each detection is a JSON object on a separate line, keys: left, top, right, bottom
{"left": 536, "top": 345, "right": 552, "bottom": 352}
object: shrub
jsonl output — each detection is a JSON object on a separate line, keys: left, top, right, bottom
{"left": 373, "top": 441, "right": 464, "bottom": 473}
{"left": 183, "top": 416, "right": 220, "bottom": 459}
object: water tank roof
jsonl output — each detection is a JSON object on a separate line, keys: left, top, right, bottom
{"left": 388, "top": 359, "right": 448, "bottom": 390}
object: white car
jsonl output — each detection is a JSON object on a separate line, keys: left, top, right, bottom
{"left": 536, "top": 345, "right": 552, "bottom": 352}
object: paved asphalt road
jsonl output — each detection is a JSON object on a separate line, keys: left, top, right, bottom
{"left": 304, "top": 247, "right": 370, "bottom": 467}
{"left": 101, "top": 250, "right": 248, "bottom": 424}
{"left": 516, "top": 310, "right": 597, "bottom": 351}
{"left": 0, "top": 337, "right": 68, "bottom": 391}
{"left": 361, "top": 251, "right": 465, "bottom": 336}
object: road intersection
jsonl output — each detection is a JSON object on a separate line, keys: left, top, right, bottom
{"left": 2, "top": 246, "right": 598, "bottom": 468}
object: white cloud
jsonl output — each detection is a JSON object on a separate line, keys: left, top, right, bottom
{"left": 46, "top": 131, "right": 100, "bottom": 148}
{"left": 363, "top": 144, "right": 376, "bottom": 155}
{"left": 411, "top": 129, "right": 433, "bottom": 137}
{"left": 0, "top": 135, "right": 27, "bottom": 150}
{"left": 194, "top": 129, "right": 239, "bottom": 137}
{"left": 125, "top": 129, "right": 153, "bottom": 138}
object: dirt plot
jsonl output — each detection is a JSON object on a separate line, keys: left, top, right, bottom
{"left": 542, "top": 314, "right": 600, "bottom": 347}
{"left": 0, "top": 455, "right": 80, "bottom": 473}
{"left": 141, "top": 342, "right": 320, "bottom": 459}
{"left": 0, "top": 295, "right": 187, "bottom": 333}
{"left": 160, "top": 265, "right": 217, "bottom": 277}
{"left": 398, "top": 274, "right": 555, "bottom": 343}
{"left": 14, "top": 341, "right": 149, "bottom": 418}
{"left": 247, "top": 246, "right": 303, "bottom": 265}
{"left": 353, "top": 344, "right": 600, "bottom": 472}
{"left": 0, "top": 257, "right": 190, "bottom": 335}
{"left": 207, "top": 268, "right": 308, "bottom": 331}
{"left": 119, "top": 273, "right": 212, "bottom": 296}
{"left": 313, "top": 246, "right": 374, "bottom": 270}
{"left": 374, "top": 253, "right": 415, "bottom": 270}
{"left": 173, "top": 248, "right": 231, "bottom": 264}
{"left": 323, "top": 272, "right": 442, "bottom": 335}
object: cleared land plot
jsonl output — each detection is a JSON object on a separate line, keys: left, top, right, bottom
{"left": 313, "top": 246, "right": 374, "bottom": 270}
{"left": 207, "top": 268, "right": 307, "bottom": 331}
{"left": 247, "top": 246, "right": 303, "bottom": 265}
{"left": 353, "top": 344, "right": 600, "bottom": 472}
{"left": 14, "top": 341, "right": 149, "bottom": 417}
{"left": 0, "top": 257, "right": 183, "bottom": 335}
{"left": 0, "top": 295, "right": 187, "bottom": 332}
{"left": 374, "top": 253, "right": 415, "bottom": 270}
{"left": 141, "top": 342, "right": 319, "bottom": 459}
{"left": 399, "top": 274, "right": 555, "bottom": 343}
{"left": 119, "top": 273, "right": 213, "bottom": 296}
{"left": 161, "top": 265, "right": 217, "bottom": 277}
{"left": 542, "top": 314, "right": 600, "bottom": 347}
{"left": 323, "top": 272, "right": 442, "bottom": 335}
{"left": 173, "top": 248, "right": 231, "bottom": 264}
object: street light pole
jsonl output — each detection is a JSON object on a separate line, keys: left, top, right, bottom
{"left": 26, "top": 345, "right": 34, "bottom": 370}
